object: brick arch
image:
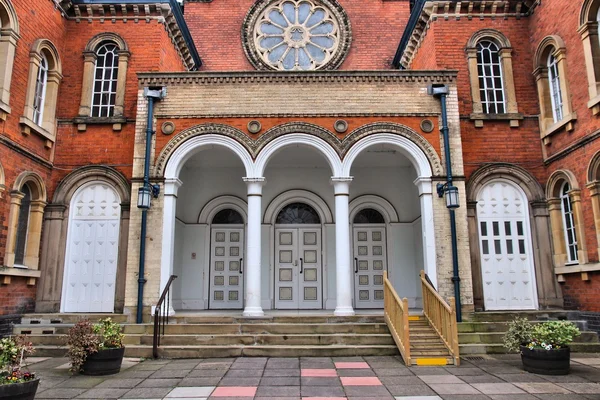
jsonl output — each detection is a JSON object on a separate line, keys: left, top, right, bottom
{"left": 467, "top": 28, "right": 512, "bottom": 49}
{"left": 580, "top": 0, "right": 600, "bottom": 26}
{"left": 13, "top": 171, "right": 47, "bottom": 202}
{"left": 534, "top": 35, "right": 567, "bottom": 70}
{"left": 546, "top": 169, "right": 580, "bottom": 199}
{"left": 85, "top": 32, "right": 129, "bottom": 52}
{"left": 30, "top": 39, "right": 62, "bottom": 75}
{"left": 0, "top": 0, "right": 19, "bottom": 34}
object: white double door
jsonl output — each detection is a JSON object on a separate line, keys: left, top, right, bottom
{"left": 353, "top": 226, "right": 387, "bottom": 309}
{"left": 275, "top": 226, "right": 322, "bottom": 309}
{"left": 209, "top": 227, "right": 245, "bottom": 309}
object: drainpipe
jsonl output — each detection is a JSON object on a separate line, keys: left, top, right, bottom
{"left": 137, "top": 87, "right": 166, "bottom": 324}
{"left": 428, "top": 84, "right": 462, "bottom": 322}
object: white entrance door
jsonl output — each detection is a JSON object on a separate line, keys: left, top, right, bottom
{"left": 477, "top": 180, "right": 537, "bottom": 310}
{"left": 353, "top": 226, "right": 387, "bottom": 308}
{"left": 275, "top": 226, "right": 322, "bottom": 309}
{"left": 62, "top": 183, "right": 121, "bottom": 313}
{"left": 210, "top": 227, "right": 244, "bottom": 309}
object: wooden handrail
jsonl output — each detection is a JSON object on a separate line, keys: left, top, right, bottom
{"left": 153, "top": 275, "right": 178, "bottom": 358}
{"left": 420, "top": 270, "right": 460, "bottom": 365}
{"left": 383, "top": 271, "right": 411, "bottom": 366}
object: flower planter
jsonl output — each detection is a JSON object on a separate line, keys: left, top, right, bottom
{"left": 81, "top": 347, "right": 125, "bottom": 376}
{"left": 0, "top": 378, "right": 39, "bottom": 400}
{"left": 520, "top": 345, "right": 571, "bottom": 375}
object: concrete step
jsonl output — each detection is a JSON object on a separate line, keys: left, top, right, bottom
{"left": 459, "top": 331, "right": 599, "bottom": 345}
{"left": 458, "top": 320, "right": 591, "bottom": 333}
{"left": 19, "top": 314, "right": 128, "bottom": 325}
{"left": 460, "top": 342, "right": 600, "bottom": 355}
{"left": 465, "top": 311, "right": 569, "bottom": 323}
{"left": 140, "top": 334, "right": 395, "bottom": 346}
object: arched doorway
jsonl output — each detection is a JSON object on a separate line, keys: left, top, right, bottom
{"left": 62, "top": 182, "right": 121, "bottom": 312}
{"left": 274, "top": 202, "right": 323, "bottom": 309}
{"left": 209, "top": 209, "right": 245, "bottom": 309}
{"left": 477, "top": 180, "right": 538, "bottom": 310}
{"left": 352, "top": 208, "right": 387, "bottom": 308}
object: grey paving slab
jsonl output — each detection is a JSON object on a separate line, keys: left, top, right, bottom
{"left": 445, "top": 367, "right": 489, "bottom": 376}
{"left": 151, "top": 369, "right": 192, "bottom": 379}
{"left": 513, "top": 382, "right": 572, "bottom": 394}
{"left": 255, "top": 386, "right": 301, "bottom": 397}
{"left": 413, "top": 368, "right": 453, "bottom": 376}
{"left": 162, "top": 362, "right": 201, "bottom": 370}
{"left": 386, "top": 384, "right": 438, "bottom": 396}
{"left": 265, "top": 358, "right": 300, "bottom": 369}
{"left": 538, "top": 374, "right": 592, "bottom": 383}
{"left": 188, "top": 369, "right": 228, "bottom": 377}
{"left": 534, "top": 395, "right": 593, "bottom": 399}
{"left": 486, "top": 395, "right": 537, "bottom": 400}
{"left": 36, "top": 388, "right": 88, "bottom": 399}
{"left": 225, "top": 369, "right": 265, "bottom": 377}
{"left": 167, "top": 386, "right": 216, "bottom": 397}
{"left": 556, "top": 383, "right": 600, "bottom": 393}
{"left": 495, "top": 373, "right": 547, "bottom": 383}
{"left": 117, "top": 369, "right": 156, "bottom": 378}
{"left": 301, "top": 376, "right": 341, "bottom": 386}
{"left": 380, "top": 375, "right": 424, "bottom": 385}
{"left": 394, "top": 396, "right": 443, "bottom": 400}
{"left": 262, "top": 369, "right": 301, "bottom": 377}
{"left": 419, "top": 374, "right": 465, "bottom": 384}
{"left": 218, "top": 377, "right": 262, "bottom": 386}
{"left": 337, "top": 368, "right": 377, "bottom": 377}
{"left": 137, "top": 378, "right": 182, "bottom": 388}
{"left": 254, "top": 397, "right": 300, "bottom": 400}
{"left": 428, "top": 383, "right": 482, "bottom": 395}
{"left": 471, "top": 383, "right": 526, "bottom": 395}
{"left": 60, "top": 376, "right": 104, "bottom": 388}
{"left": 120, "top": 387, "right": 173, "bottom": 398}
{"left": 259, "top": 376, "right": 301, "bottom": 386}
{"left": 179, "top": 377, "right": 223, "bottom": 386}
{"left": 75, "top": 388, "right": 129, "bottom": 399}
{"left": 95, "top": 378, "right": 144, "bottom": 388}
{"left": 300, "top": 385, "right": 345, "bottom": 397}
{"left": 343, "top": 385, "right": 393, "bottom": 397}
{"left": 460, "top": 375, "right": 506, "bottom": 384}
{"left": 439, "top": 395, "right": 491, "bottom": 400}
{"left": 372, "top": 368, "right": 415, "bottom": 376}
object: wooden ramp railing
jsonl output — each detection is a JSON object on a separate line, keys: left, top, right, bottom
{"left": 420, "top": 270, "right": 460, "bottom": 366}
{"left": 383, "top": 271, "right": 411, "bottom": 366}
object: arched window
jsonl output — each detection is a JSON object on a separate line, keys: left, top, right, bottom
{"left": 534, "top": 36, "right": 576, "bottom": 142}
{"left": 212, "top": 209, "right": 245, "bottom": 224}
{"left": 91, "top": 42, "right": 119, "bottom": 118}
{"left": 276, "top": 203, "right": 321, "bottom": 224}
{"left": 0, "top": 0, "right": 19, "bottom": 119}
{"left": 32, "top": 54, "right": 48, "bottom": 126}
{"left": 560, "top": 182, "right": 578, "bottom": 264}
{"left": 466, "top": 30, "right": 521, "bottom": 127}
{"left": 77, "top": 33, "right": 130, "bottom": 131}
{"left": 579, "top": 0, "right": 600, "bottom": 115}
{"left": 353, "top": 208, "right": 385, "bottom": 224}
{"left": 477, "top": 40, "right": 505, "bottom": 114}
{"left": 548, "top": 53, "right": 563, "bottom": 123}
{"left": 14, "top": 185, "right": 31, "bottom": 266}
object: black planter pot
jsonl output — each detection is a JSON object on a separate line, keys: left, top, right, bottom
{"left": 81, "top": 347, "right": 125, "bottom": 376}
{"left": 0, "top": 378, "right": 39, "bottom": 400}
{"left": 520, "top": 345, "right": 571, "bottom": 375}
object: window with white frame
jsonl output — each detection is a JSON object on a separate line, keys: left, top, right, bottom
{"left": 548, "top": 52, "right": 564, "bottom": 123}
{"left": 14, "top": 184, "right": 31, "bottom": 266}
{"left": 91, "top": 42, "right": 119, "bottom": 118}
{"left": 477, "top": 40, "right": 506, "bottom": 114}
{"left": 32, "top": 54, "right": 48, "bottom": 126}
{"left": 560, "top": 182, "right": 578, "bottom": 264}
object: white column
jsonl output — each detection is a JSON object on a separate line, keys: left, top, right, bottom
{"left": 332, "top": 177, "right": 355, "bottom": 316}
{"left": 414, "top": 177, "right": 438, "bottom": 289}
{"left": 159, "top": 178, "right": 182, "bottom": 316}
{"left": 243, "top": 177, "right": 265, "bottom": 317}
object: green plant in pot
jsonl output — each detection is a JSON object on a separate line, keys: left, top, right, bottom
{"left": 503, "top": 317, "right": 581, "bottom": 375}
{"left": 0, "top": 335, "right": 38, "bottom": 400}
{"left": 67, "top": 318, "right": 125, "bottom": 376}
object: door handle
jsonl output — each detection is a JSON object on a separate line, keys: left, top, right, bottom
{"left": 299, "top": 258, "right": 303, "bottom": 274}
{"left": 354, "top": 257, "right": 359, "bottom": 273}
{"left": 239, "top": 258, "right": 243, "bottom": 274}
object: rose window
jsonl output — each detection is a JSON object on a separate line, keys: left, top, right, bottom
{"left": 243, "top": 0, "right": 351, "bottom": 71}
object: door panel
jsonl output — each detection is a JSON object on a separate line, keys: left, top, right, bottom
{"left": 210, "top": 227, "right": 244, "bottom": 309}
{"left": 275, "top": 227, "right": 322, "bottom": 309}
{"left": 353, "top": 226, "right": 387, "bottom": 309}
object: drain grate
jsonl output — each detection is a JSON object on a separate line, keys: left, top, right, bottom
{"left": 462, "top": 356, "right": 485, "bottom": 361}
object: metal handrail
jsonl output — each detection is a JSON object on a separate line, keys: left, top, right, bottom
{"left": 153, "top": 274, "right": 178, "bottom": 358}
{"left": 420, "top": 270, "right": 460, "bottom": 365}
{"left": 383, "top": 271, "right": 411, "bottom": 366}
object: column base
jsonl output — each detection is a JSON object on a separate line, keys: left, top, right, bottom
{"left": 243, "top": 306, "right": 265, "bottom": 317}
{"left": 334, "top": 306, "right": 355, "bottom": 316}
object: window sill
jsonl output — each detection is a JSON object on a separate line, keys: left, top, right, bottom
{"left": 555, "top": 262, "right": 600, "bottom": 282}
{"left": 470, "top": 112, "right": 524, "bottom": 128}
{"left": 0, "top": 266, "right": 40, "bottom": 286}
{"left": 0, "top": 101, "right": 11, "bottom": 121}
{"left": 19, "top": 117, "right": 55, "bottom": 148}
{"left": 541, "top": 112, "right": 578, "bottom": 145}
{"left": 588, "top": 94, "right": 600, "bottom": 116}
{"left": 73, "top": 116, "right": 127, "bottom": 132}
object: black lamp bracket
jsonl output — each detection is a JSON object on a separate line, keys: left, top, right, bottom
{"left": 436, "top": 182, "right": 448, "bottom": 198}
{"left": 151, "top": 184, "right": 160, "bottom": 198}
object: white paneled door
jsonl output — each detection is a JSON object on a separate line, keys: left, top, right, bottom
{"left": 477, "top": 180, "right": 537, "bottom": 310}
{"left": 210, "top": 227, "right": 244, "bottom": 309}
{"left": 63, "top": 183, "right": 120, "bottom": 313}
{"left": 353, "top": 226, "right": 387, "bottom": 308}
{"left": 275, "top": 226, "right": 322, "bottom": 309}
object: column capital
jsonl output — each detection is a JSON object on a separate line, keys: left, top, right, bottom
{"left": 413, "top": 177, "right": 433, "bottom": 196}
{"left": 244, "top": 177, "right": 266, "bottom": 196}
{"left": 164, "top": 178, "right": 183, "bottom": 197}
{"left": 331, "top": 176, "right": 353, "bottom": 195}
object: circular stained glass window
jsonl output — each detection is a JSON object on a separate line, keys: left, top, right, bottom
{"left": 243, "top": 0, "right": 352, "bottom": 71}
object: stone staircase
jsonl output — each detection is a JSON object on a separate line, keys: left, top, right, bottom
{"left": 408, "top": 316, "right": 454, "bottom": 366}
{"left": 459, "top": 311, "right": 600, "bottom": 354}
{"left": 13, "top": 314, "right": 401, "bottom": 359}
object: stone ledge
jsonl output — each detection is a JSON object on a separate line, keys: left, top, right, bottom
{"left": 0, "top": 267, "right": 41, "bottom": 286}
{"left": 73, "top": 116, "right": 127, "bottom": 132}
{"left": 541, "top": 112, "right": 578, "bottom": 145}
{"left": 19, "top": 116, "right": 55, "bottom": 148}
{"left": 556, "top": 262, "right": 600, "bottom": 282}
{"left": 470, "top": 112, "right": 524, "bottom": 128}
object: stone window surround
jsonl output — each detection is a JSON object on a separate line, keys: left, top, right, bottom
{"left": 579, "top": 0, "right": 600, "bottom": 115}
{"left": 0, "top": 0, "right": 19, "bottom": 121}
{"left": 19, "top": 39, "right": 62, "bottom": 149}
{"left": 533, "top": 36, "right": 577, "bottom": 145}
{"left": 466, "top": 29, "right": 523, "bottom": 128}
{"left": 74, "top": 32, "right": 130, "bottom": 132}
{"left": 1, "top": 171, "right": 46, "bottom": 286}
{"left": 587, "top": 151, "right": 600, "bottom": 272}
{"left": 546, "top": 170, "right": 590, "bottom": 282}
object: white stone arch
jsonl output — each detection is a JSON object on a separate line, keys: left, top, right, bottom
{"left": 253, "top": 133, "right": 343, "bottom": 178}
{"left": 342, "top": 133, "right": 433, "bottom": 178}
{"left": 349, "top": 195, "right": 399, "bottom": 224}
{"left": 164, "top": 134, "right": 254, "bottom": 180}
{"left": 264, "top": 190, "right": 334, "bottom": 225}
{"left": 198, "top": 195, "right": 248, "bottom": 224}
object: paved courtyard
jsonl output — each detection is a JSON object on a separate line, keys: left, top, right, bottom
{"left": 25, "top": 354, "right": 600, "bottom": 399}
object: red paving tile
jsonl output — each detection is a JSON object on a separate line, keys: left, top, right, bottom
{"left": 334, "top": 362, "right": 370, "bottom": 369}
{"left": 340, "top": 376, "right": 382, "bottom": 386}
{"left": 211, "top": 386, "right": 258, "bottom": 397}
{"left": 301, "top": 369, "right": 338, "bottom": 377}
{"left": 302, "top": 398, "right": 348, "bottom": 400}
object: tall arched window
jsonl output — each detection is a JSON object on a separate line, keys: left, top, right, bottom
{"left": 91, "top": 42, "right": 119, "bottom": 118}
{"left": 0, "top": 0, "right": 19, "bottom": 119}
{"left": 579, "top": 0, "right": 600, "bottom": 115}
{"left": 548, "top": 52, "right": 564, "bottom": 123}
{"left": 560, "top": 182, "right": 578, "bottom": 264}
{"left": 477, "top": 40, "right": 505, "bottom": 114}
{"left": 32, "top": 54, "right": 48, "bottom": 126}
{"left": 14, "top": 185, "right": 31, "bottom": 266}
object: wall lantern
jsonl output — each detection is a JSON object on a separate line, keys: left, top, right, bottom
{"left": 137, "top": 184, "right": 160, "bottom": 210}
{"left": 437, "top": 183, "right": 460, "bottom": 209}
